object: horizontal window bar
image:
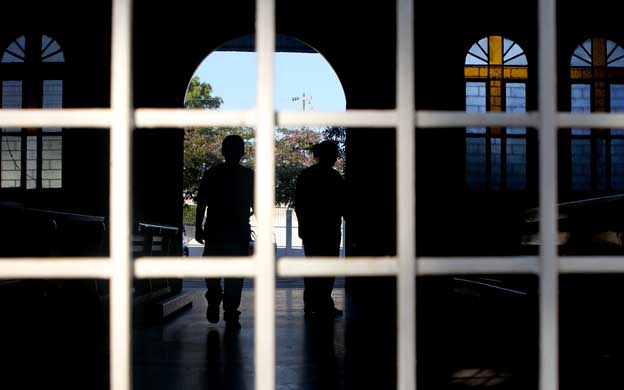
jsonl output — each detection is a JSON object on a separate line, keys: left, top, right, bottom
{"left": 277, "top": 110, "right": 398, "bottom": 127}
{"left": 1, "top": 109, "right": 624, "bottom": 130}
{"left": 560, "top": 257, "right": 624, "bottom": 273}
{"left": 0, "top": 109, "right": 112, "bottom": 128}
{"left": 4, "top": 256, "right": 624, "bottom": 279}
{"left": 134, "top": 257, "right": 257, "bottom": 278}
{"left": 417, "top": 111, "right": 540, "bottom": 128}
{"left": 278, "top": 257, "right": 398, "bottom": 276}
{"left": 418, "top": 257, "right": 540, "bottom": 275}
{"left": 558, "top": 112, "right": 624, "bottom": 128}
{"left": 0, "top": 259, "right": 111, "bottom": 278}
{"left": 135, "top": 108, "right": 258, "bottom": 127}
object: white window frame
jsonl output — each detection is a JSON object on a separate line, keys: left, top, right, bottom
{"left": 3, "top": 0, "right": 624, "bottom": 390}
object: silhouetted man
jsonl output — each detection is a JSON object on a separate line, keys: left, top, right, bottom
{"left": 196, "top": 135, "right": 254, "bottom": 329}
{"left": 295, "top": 140, "right": 344, "bottom": 318}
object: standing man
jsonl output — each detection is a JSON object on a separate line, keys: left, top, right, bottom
{"left": 195, "top": 135, "right": 254, "bottom": 329}
{"left": 295, "top": 140, "right": 344, "bottom": 318}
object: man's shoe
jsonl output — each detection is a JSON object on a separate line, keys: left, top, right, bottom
{"left": 206, "top": 305, "right": 220, "bottom": 324}
{"left": 225, "top": 319, "right": 242, "bottom": 330}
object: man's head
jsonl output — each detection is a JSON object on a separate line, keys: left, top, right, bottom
{"left": 222, "top": 135, "right": 245, "bottom": 164}
{"left": 312, "top": 140, "right": 339, "bottom": 167}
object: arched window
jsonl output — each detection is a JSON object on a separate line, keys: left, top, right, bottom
{"left": 465, "top": 36, "right": 528, "bottom": 191}
{"left": 570, "top": 38, "right": 624, "bottom": 192}
{"left": 1, "top": 34, "right": 64, "bottom": 189}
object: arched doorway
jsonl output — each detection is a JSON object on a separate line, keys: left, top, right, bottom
{"left": 183, "top": 34, "right": 347, "bottom": 259}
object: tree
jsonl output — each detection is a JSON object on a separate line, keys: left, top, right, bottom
{"left": 184, "top": 126, "right": 255, "bottom": 200}
{"left": 184, "top": 76, "right": 223, "bottom": 109}
{"left": 182, "top": 78, "right": 342, "bottom": 206}
{"left": 275, "top": 128, "right": 321, "bottom": 206}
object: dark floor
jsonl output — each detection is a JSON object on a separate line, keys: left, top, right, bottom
{"left": 132, "top": 284, "right": 532, "bottom": 390}
{"left": 133, "top": 287, "right": 346, "bottom": 390}
{"left": 5, "top": 277, "right": 624, "bottom": 390}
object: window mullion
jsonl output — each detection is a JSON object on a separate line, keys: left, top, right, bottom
{"left": 537, "top": 2, "right": 559, "bottom": 390}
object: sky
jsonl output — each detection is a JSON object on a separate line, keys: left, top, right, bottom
{"left": 192, "top": 51, "right": 346, "bottom": 112}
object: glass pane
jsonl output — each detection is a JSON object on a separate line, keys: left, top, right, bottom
{"left": 6, "top": 41, "right": 24, "bottom": 57}
{"left": 42, "top": 136, "right": 62, "bottom": 188}
{"left": 504, "top": 42, "right": 523, "bottom": 62}
{"left": 2, "top": 80, "right": 22, "bottom": 108}
{"left": 42, "top": 51, "right": 64, "bottom": 63}
{"left": 466, "top": 82, "right": 486, "bottom": 133}
{"left": 1, "top": 135, "right": 21, "bottom": 188}
{"left": 1, "top": 51, "right": 24, "bottom": 63}
{"left": 2, "top": 81, "right": 22, "bottom": 133}
{"left": 466, "top": 138, "right": 486, "bottom": 189}
{"left": 571, "top": 139, "right": 591, "bottom": 190}
{"left": 16, "top": 36, "right": 25, "bottom": 51}
{"left": 610, "top": 84, "right": 624, "bottom": 134}
{"left": 505, "top": 54, "right": 528, "bottom": 66}
{"left": 506, "top": 83, "right": 526, "bottom": 134}
{"left": 466, "top": 53, "right": 487, "bottom": 65}
{"left": 26, "top": 136, "right": 37, "bottom": 189}
{"left": 611, "top": 139, "right": 624, "bottom": 189}
{"left": 573, "top": 39, "right": 592, "bottom": 66}
{"left": 571, "top": 84, "right": 591, "bottom": 135}
{"left": 506, "top": 138, "right": 526, "bottom": 190}
{"left": 608, "top": 56, "right": 624, "bottom": 68}
{"left": 41, "top": 37, "right": 61, "bottom": 58}
{"left": 596, "top": 139, "right": 607, "bottom": 191}
{"left": 42, "top": 34, "right": 52, "bottom": 51}
{"left": 571, "top": 55, "right": 591, "bottom": 67}
{"left": 607, "top": 41, "right": 624, "bottom": 67}
{"left": 477, "top": 37, "right": 489, "bottom": 56}
{"left": 43, "top": 80, "right": 63, "bottom": 133}
{"left": 491, "top": 138, "right": 502, "bottom": 191}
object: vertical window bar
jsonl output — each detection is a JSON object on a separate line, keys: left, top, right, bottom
{"left": 255, "top": 0, "right": 276, "bottom": 390}
{"left": 397, "top": 0, "right": 416, "bottom": 390}
{"left": 538, "top": 1, "right": 559, "bottom": 390}
{"left": 110, "top": 0, "right": 134, "bottom": 390}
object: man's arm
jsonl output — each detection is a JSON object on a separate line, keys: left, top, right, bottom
{"left": 195, "top": 198, "right": 206, "bottom": 245}
{"left": 195, "top": 173, "right": 208, "bottom": 244}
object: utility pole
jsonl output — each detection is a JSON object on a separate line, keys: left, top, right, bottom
{"left": 291, "top": 93, "right": 312, "bottom": 111}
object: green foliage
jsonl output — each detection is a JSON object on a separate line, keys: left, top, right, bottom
{"left": 183, "top": 78, "right": 346, "bottom": 206}
{"left": 184, "top": 76, "right": 223, "bottom": 109}
{"left": 184, "top": 126, "right": 255, "bottom": 200}
{"left": 275, "top": 128, "right": 322, "bottom": 206}
{"left": 183, "top": 203, "right": 197, "bottom": 225}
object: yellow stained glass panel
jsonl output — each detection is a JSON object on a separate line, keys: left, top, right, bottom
{"left": 489, "top": 36, "right": 503, "bottom": 65}
{"left": 479, "top": 67, "right": 489, "bottom": 78}
{"left": 509, "top": 67, "right": 528, "bottom": 79}
{"left": 593, "top": 68, "right": 607, "bottom": 78}
{"left": 593, "top": 37, "right": 606, "bottom": 66}
{"left": 490, "top": 96, "right": 502, "bottom": 110}
{"left": 608, "top": 69, "right": 624, "bottom": 78}
{"left": 570, "top": 68, "right": 593, "bottom": 79}
{"left": 464, "top": 66, "right": 481, "bottom": 78}
{"left": 490, "top": 66, "right": 502, "bottom": 79}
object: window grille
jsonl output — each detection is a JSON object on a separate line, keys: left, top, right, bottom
{"left": 3, "top": 1, "right": 624, "bottom": 390}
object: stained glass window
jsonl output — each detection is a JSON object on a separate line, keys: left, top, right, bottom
{"left": 465, "top": 36, "right": 528, "bottom": 191}
{"left": 570, "top": 38, "right": 624, "bottom": 192}
{"left": 1, "top": 34, "right": 64, "bottom": 189}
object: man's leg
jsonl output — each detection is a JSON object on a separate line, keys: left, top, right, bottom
{"left": 205, "top": 278, "right": 223, "bottom": 323}
{"left": 304, "top": 277, "right": 321, "bottom": 314}
{"left": 315, "top": 239, "right": 341, "bottom": 316}
{"left": 223, "top": 278, "right": 244, "bottom": 324}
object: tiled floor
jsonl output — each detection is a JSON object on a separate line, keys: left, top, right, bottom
{"left": 8, "top": 279, "right": 623, "bottom": 390}
{"left": 133, "top": 287, "right": 347, "bottom": 390}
